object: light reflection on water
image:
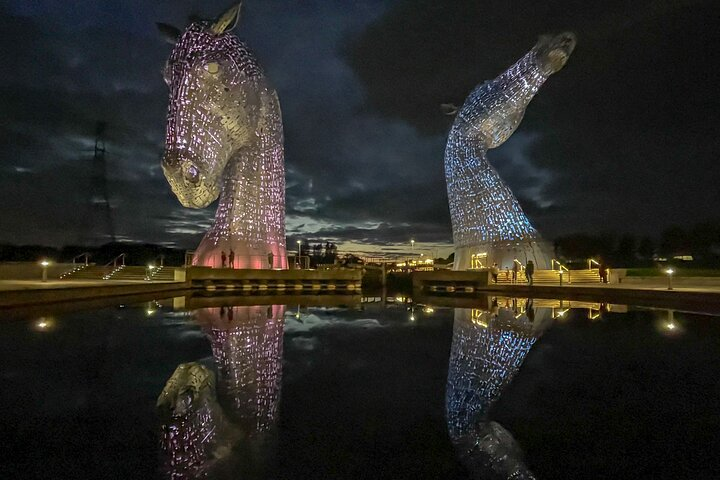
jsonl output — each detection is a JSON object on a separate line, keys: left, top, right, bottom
{"left": 1, "top": 294, "right": 717, "bottom": 479}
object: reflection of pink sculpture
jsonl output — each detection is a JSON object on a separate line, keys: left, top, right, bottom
{"left": 196, "top": 304, "right": 285, "bottom": 435}
{"left": 160, "top": 3, "right": 287, "bottom": 269}
{"left": 158, "top": 304, "right": 285, "bottom": 478}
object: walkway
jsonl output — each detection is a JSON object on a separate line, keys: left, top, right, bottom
{"left": 0, "top": 279, "right": 188, "bottom": 309}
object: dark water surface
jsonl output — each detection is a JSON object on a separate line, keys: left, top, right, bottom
{"left": 1, "top": 296, "right": 719, "bottom": 479}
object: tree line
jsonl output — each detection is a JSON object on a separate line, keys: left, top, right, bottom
{"left": 553, "top": 222, "right": 720, "bottom": 268}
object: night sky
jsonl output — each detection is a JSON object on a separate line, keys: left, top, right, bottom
{"left": 1, "top": 0, "right": 718, "bottom": 257}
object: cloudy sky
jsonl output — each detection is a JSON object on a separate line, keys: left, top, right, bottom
{"left": 1, "top": 0, "right": 718, "bottom": 257}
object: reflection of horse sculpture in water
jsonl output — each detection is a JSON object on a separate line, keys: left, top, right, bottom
{"left": 446, "top": 301, "right": 551, "bottom": 479}
{"left": 159, "top": 3, "right": 287, "bottom": 269}
{"left": 445, "top": 33, "right": 575, "bottom": 271}
{"left": 157, "top": 304, "right": 285, "bottom": 479}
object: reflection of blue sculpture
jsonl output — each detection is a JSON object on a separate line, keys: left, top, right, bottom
{"left": 446, "top": 301, "right": 551, "bottom": 479}
{"left": 159, "top": 3, "right": 287, "bottom": 269}
{"left": 444, "top": 33, "right": 576, "bottom": 270}
{"left": 157, "top": 304, "right": 285, "bottom": 479}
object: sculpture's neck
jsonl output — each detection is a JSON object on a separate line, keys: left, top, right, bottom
{"left": 457, "top": 50, "right": 549, "bottom": 149}
{"left": 493, "top": 50, "right": 549, "bottom": 104}
{"left": 444, "top": 134, "right": 538, "bottom": 245}
{"left": 211, "top": 141, "right": 284, "bottom": 246}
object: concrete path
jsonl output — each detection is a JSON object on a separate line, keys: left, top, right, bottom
{"left": 0, "top": 279, "right": 188, "bottom": 309}
{"left": 0, "top": 279, "right": 177, "bottom": 291}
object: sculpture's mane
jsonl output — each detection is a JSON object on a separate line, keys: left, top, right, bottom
{"left": 165, "top": 23, "right": 263, "bottom": 83}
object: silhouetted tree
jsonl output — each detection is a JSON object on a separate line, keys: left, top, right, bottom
{"left": 660, "top": 226, "right": 688, "bottom": 256}
{"left": 637, "top": 236, "right": 655, "bottom": 260}
{"left": 614, "top": 234, "right": 637, "bottom": 265}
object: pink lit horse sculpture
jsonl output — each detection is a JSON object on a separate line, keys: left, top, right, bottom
{"left": 159, "top": 3, "right": 287, "bottom": 269}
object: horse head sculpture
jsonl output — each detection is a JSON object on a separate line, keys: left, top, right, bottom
{"left": 160, "top": 3, "right": 287, "bottom": 269}
{"left": 444, "top": 32, "right": 575, "bottom": 271}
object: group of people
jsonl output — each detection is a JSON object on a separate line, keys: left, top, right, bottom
{"left": 219, "top": 250, "right": 275, "bottom": 269}
{"left": 490, "top": 259, "right": 535, "bottom": 285}
{"left": 220, "top": 249, "right": 235, "bottom": 268}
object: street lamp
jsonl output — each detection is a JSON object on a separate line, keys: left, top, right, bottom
{"left": 296, "top": 240, "right": 302, "bottom": 268}
{"left": 665, "top": 268, "right": 674, "bottom": 290}
{"left": 410, "top": 239, "right": 415, "bottom": 254}
{"left": 40, "top": 260, "right": 50, "bottom": 282}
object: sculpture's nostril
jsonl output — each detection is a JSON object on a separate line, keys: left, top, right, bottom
{"left": 162, "top": 151, "right": 180, "bottom": 168}
{"left": 561, "top": 33, "right": 576, "bottom": 49}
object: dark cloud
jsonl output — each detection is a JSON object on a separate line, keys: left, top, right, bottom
{"left": 1, "top": 0, "right": 453, "bottom": 254}
{"left": 349, "top": 0, "right": 720, "bottom": 237}
{"left": 2, "top": 0, "right": 715, "bottom": 255}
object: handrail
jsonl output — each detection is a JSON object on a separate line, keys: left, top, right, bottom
{"left": 551, "top": 259, "right": 569, "bottom": 272}
{"left": 105, "top": 253, "right": 126, "bottom": 268}
{"left": 588, "top": 258, "right": 600, "bottom": 269}
{"left": 72, "top": 252, "right": 91, "bottom": 266}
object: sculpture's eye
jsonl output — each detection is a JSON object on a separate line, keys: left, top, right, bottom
{"left": 204, "top": 62, "right": 219, "bottom": 74}
{"left": 184, "top": 164, "right": 200, "bottom": 184}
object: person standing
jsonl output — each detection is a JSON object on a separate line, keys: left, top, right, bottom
{"left": 491, "top": 262, "right": 499, "bottom": 283}
{"left": 221, "top": 250, "right": 227, "bottom": 268}
{"left": 267, "top": 251, "right": 274, "bottom": 269}
{"left": 229, "top": 249, "right": 235, "bottom": 269}
{"left": 512, "top": 259, "right": 519, "bottom": 284}
{"left": 599, "top": 261, "right": 608, "bottom": 283}
{"left": 525, "top": 260, "right": 535, "bottom": 286}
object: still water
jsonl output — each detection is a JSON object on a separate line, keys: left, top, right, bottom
{"left": 1, "top": 294, "right": 719, "bottom": 479}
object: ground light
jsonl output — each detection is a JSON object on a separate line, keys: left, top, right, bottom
{"left": 40, "top": 260, "right": 50, "bottom": 282}
{"left": 146, "top": 264, "right": 156, "bottom": 281}
{"left": 34, "top": 317, "right": 55, "bottom": 331}
{"left": 665, "top": 268, "right": 674, "bottom": 290}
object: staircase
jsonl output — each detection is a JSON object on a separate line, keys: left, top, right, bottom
{"left": 495, "top": 269, "right": 601, "bottom": 285}
{"left": 110, "top": 266, "right": 176, "bottom": 282}
{"left": 60, "top": 265, "right": 178, "bottom": 282}
{"left": 61, "top": 265, "right": 114, "bottom": 280}
{"left": 566, "top": 269, "right": 602, "bottom": 284}
{"left": 149, "top": 266, "right": 176, "bottom": 281}
{"left": 59, "top": 264, "right": 91, "bottom": 279}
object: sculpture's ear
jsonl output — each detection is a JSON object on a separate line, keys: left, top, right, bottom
{"left": 211, "top": 2, "right": 242, "bottom": 34}
{"left": 441, "top": 103, "right": 458, "bottom": 116}
{"left": 157, "top": 22, "right": 181, "bottom": 45}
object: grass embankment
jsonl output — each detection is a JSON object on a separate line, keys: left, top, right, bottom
{"left": 626, "top": 268, "right": 720, "bottom": 277}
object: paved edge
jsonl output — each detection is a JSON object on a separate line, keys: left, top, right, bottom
{"left": 0, "top": 282, "right": 189, "bottom": 309}
{"left": 416, "top": 284, "right": 720, "bottom": 315}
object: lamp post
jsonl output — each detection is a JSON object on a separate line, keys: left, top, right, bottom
{"left": 665, "top": 268, "right": 674, "bottom": 290}
{"left": 40, "top": 260, "right": 50, "bottom": 282}
{"left": 410, "top": 239, "right": 415, "bottom": 255}
{"left": 296, "top": 240, "right": 302, "bottom": 268}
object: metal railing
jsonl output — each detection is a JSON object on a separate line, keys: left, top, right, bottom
{"left": 105, "top": 253, "right": 126, "bottom": 268}
{"left": 551, "top": 259, "right": 570, "bottom": 285}
{"left": 71, "top": 252, "right": 91, "bottom": 266}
